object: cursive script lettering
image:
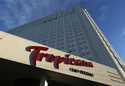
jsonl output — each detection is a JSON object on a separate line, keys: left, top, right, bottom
{"left": 26, "top": 46, "right": 93, "bottom": 69}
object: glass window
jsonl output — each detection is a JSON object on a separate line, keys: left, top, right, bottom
{"left": 83, "top": 45, "right": 89, "bottom": 50}
{"left": 58, "top": 46, "right": 65, "bottom": 49}
{"left": 57, "top": 38, "right": 64, "bottom": 42}
{"left": 85, "top": 51, "right": 91, "bottom": 55}
{"left": 67, "top": 39, "right": 74, "bottom": 43}
{"left": 68, "top": 43, "right": 75, "bottom": 48}
{"left": 57, "top": 41, "right": 64, "bottom": 46}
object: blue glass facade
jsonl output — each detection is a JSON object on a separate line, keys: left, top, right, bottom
{"left": 8, "top": 7, "right": 116, "bottom": 68}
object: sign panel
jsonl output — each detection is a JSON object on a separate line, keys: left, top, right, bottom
{"left": 0, "top": 31, "right": 124, "bottom": 86}
{"left": 26, "top": 46, "right": 93, "bottom": 69}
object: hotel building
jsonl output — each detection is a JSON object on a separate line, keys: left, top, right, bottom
{"left": 0, "top": 7, "right": 125, "bottom": 86}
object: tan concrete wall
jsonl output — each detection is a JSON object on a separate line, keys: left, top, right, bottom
{"left": 0, "top": 31, "right": 125, "bottom": 86}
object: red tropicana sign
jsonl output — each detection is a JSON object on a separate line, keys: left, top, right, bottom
{"left": 26, "top": 46, "right": 93, "bottom": 69}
